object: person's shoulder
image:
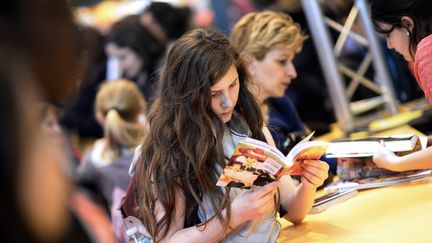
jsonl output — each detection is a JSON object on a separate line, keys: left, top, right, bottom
{"left": 414, "top": 34, "right": 432, "bottom": 88}
{"left": 86, "top": 138, "right": 111, "bottom": 167}
{"left": 416, "top": 34, "right": 432, "bottom": 60}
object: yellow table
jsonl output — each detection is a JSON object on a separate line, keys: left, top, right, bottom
{"left": 317, "top": 124, "right": 426, "bottom": 142}
{"left": 277, "top": 180, "right": 432, "bottom": 242}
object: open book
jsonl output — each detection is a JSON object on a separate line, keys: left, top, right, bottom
{"left": 326, "top": 134, "right": 421, "bottom": 158}
{"left": 216, "top": 132, "right": 328, "bottom": 188}
{"left": 330, "top": 135, "right": 422, "bottom": 180}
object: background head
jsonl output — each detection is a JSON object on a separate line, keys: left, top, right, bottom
{"left": 230, "top": 11, "right": 306, "bottom": 100}
{"left": 371, "top": 0, "right": 432, "bottom": 60}
{"left": 95, "top": 79, "right": 147, "bottom": 159}
{"left": 141, "top": 1, "right": 191, "bottom": 43}
{"left": 0, "top": 0, "right": 81, "bottom": 241}
{"left": 0, "top": 0, "right": 81, "bottom": 102}
{"left": 230, "top": 11, "right": 305, "bottom": 60}
{"left": 106, "top": 15, "right": 165, "bottom": 79}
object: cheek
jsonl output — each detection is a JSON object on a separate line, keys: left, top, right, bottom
{"left": 211, "top": 98, "right": 220, "bottom": 114}
{"left": 230, "top": 86, "right": 240, "bottom": 105}
{"left": 124, "top": 54, "right": 143, "bottom": 75}
{"left": 132, "top": 57, "right": 143, "bottom": 71}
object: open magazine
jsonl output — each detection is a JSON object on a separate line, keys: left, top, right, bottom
{"left": 331, "top": 135, "right": 422, "bottom": 180}
{"left": 326, "top": 134, "right": 421, "bottom": 158}
{"left": 216, "top": 132, "right": 328, "bottom": 188}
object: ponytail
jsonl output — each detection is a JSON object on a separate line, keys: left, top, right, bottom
{"left": 102, "top": 108, "right": 145, "bottom": 161}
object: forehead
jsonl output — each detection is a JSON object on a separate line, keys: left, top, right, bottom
{"left": 210, "top": 65, "right": 238, "bottom": 90}
{"left": 265, "top": 44, "right": 295, "bottom": 58}
{"left": 106, "top": 43, "right": 134, "bottom": 56}
{"left": 376, "top": 21, "right": 393, "bottom": 31}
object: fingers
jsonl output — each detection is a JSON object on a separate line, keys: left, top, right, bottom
{"left": 301, "top": 169, "right": 327, "bottom": 188}
{"left": 301, "top": 160, "right": 329, "bottom": 188}
{"left": 302, "top": 160, "right": 329, "bottom": 175}
{"left": 232, "top": 182, "right": 279, "bottom": 223}
{"left": 248, "top": 181, "right": 280, "bottom": 199}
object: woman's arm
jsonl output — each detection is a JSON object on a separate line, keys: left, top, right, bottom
{"left": 278, "top": 160, "right": 329, "bottom": 224}
{"left": 154, "top": 182, "right": 280, "bottom": 243}
{"left": 373, "top": 143, "right": 432, "bottom": 171}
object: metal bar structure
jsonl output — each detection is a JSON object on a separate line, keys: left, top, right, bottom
{"left": 355, "top": 0, "right": 399, "bottom": 114}
{"left": 300, "top": 0, "right": 399, "bottom": 133}
{"left": 300, "top": 0, "right": 354, "bottom": 132}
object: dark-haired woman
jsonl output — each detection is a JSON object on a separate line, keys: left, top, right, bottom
{"left": 106, "top": 15, "right": 165, "bottom": 104}
{"left": 122, "top": 28, "right": 328, "bottom": 242}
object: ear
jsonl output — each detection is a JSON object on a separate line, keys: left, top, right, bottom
{"left": 246, "top": 54, "right": 261, "bottom": 74}
{"left": 401, "top": 16, "right": 414, "bottom": 32}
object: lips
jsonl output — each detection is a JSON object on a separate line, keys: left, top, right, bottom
{"left": 221, "top": 111, "right": 232, "bottom": 117}
{"left": 282, "top": 79, "right": 291, "bottom": 86}
{"left": 220, "top": 110, "right": 233, "bottom": 121}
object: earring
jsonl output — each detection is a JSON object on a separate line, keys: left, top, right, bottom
{"left": 406, "top": 32, "right": 410, "bottom": 36}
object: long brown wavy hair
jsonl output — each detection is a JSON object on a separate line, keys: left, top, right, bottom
{"left": 135, "top": 28, "right": 264, "bottom": 240}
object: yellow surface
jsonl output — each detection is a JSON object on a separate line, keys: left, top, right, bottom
{"left": 317, "top": 124, "right": 426, "bottom": 142}
{"left": 373, "top": 124, "right": 426, "bottom": 137}
{"left": 277, "top": 180, "right": 432, "bottom": 242}
{"left": 368, "top": 110, "right": 423, "bottom": 132}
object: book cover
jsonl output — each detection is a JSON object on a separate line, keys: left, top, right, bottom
{"left": 309, "top": 189, "right": 358, "bottom": 214}
{"left": 216, "top": 132, "right": 327, "bottom": 189}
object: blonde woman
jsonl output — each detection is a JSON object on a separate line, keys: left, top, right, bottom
{"left": 230, "top": 11, "right": 307, "bottom": 155}
{"left": 230, "top": 10, "right": 337, "bottom": 177}
{"left": 77, "top": 79, "right": 147, "bottom": 213}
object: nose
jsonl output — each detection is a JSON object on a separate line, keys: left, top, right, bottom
{"left": 286, "top": 62, "right": 297, "bottom": 79}
{"left": 221, "top": 93, "right": 233, "bottom": 109}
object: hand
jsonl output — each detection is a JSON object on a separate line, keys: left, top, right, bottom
{"left": 300, "top": 159, "right": 329, "bottom": 189}
{"left": 229, "top": 181, "right": 280, "bottom": 228}
{"left": 372, "top": 141, "right": 400, "bottom": 171}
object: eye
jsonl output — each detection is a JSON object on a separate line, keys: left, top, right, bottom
{"left": 211, "top": 91, "right": 219, "bottom": 97}
{"left": 229, "top": 81, "right": 237, "bottom": 88}
{"left": 277, "top": 60, "right": 287, "bottom": 66}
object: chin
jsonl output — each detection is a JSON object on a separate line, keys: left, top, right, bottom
{"left": 223, "top": 117, "right": 231, "bottom": 123}
{"left": 222, "top": 115, "right": 232, "bottom": 123}
{"left": 273, "top": 91, "right": 286, "bottom": 98}
{"left": 404, "top": 56, "right": 413, "bottom": 62}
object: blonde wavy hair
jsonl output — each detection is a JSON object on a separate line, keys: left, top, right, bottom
{"left": 95, "top": 79, "right": 147, "bottom": 161}
{"left": 230, "top": 11, "right": 307, "bottom": 60}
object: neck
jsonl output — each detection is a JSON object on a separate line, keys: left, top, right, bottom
{"left": 249, "top": 81, "right": 268, "bottom": 105}
{"left": 260, "top": 101, "right": 269, "bottom": 124}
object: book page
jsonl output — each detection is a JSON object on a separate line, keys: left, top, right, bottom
{"left": 216, "top": 139, "right": 288, "bottom": 188}
{"left": 286, "top": 140, "right": 328, "bottom": 175}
